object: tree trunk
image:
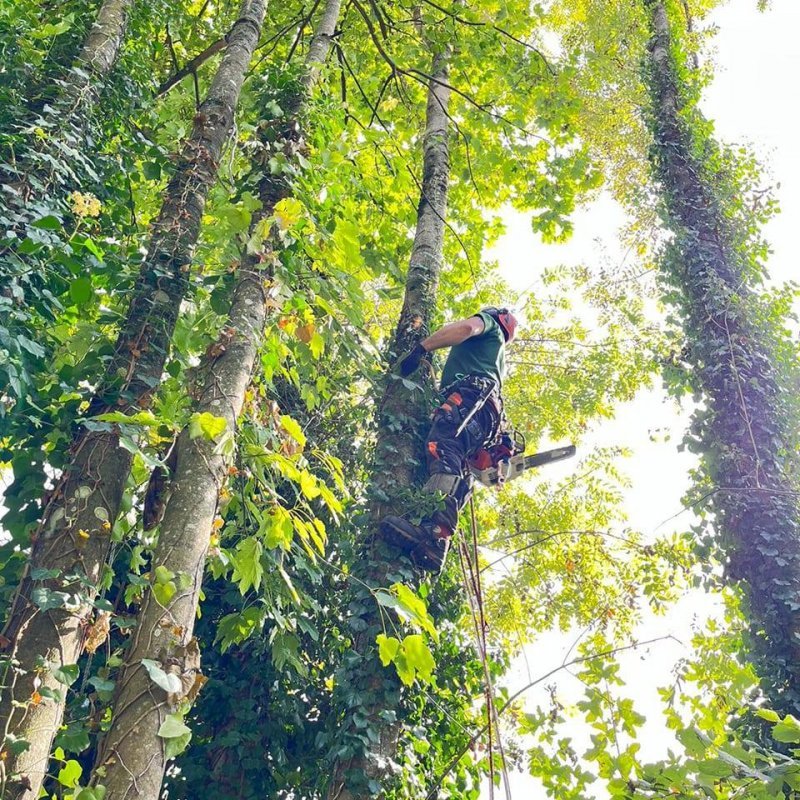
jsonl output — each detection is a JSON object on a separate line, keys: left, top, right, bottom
{"left": 0, "top": 3, "right": 265, "bottom": 796}
{"left": 90, "top": 3, "right": 340, "bottom": 797}
{"left": 325, "top": 49, "right": 451, "bottom": 800}
{"left": 644, "top": 0, "right": 800, "bottom": 712}
{"left": 74, "top": 0, "right": 132, "bottom": 82}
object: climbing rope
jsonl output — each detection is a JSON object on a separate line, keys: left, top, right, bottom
{"left": 458, "top": 498, "right": 513, "bottom": 800}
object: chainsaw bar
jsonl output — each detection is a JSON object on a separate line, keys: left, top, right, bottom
{"left": 471, "top": 445, "right": 577, "bottom": 487}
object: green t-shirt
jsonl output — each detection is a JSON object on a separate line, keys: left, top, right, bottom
{"left": 440, "top": 312, "right": 506, "bottom": 389}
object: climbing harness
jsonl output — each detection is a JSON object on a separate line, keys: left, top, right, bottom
{"left": 449, "top": 375, "right": 500, "bottom": 437}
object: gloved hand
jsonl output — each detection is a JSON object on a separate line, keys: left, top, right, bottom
{"left": 396, "top": 342, "right": 428, "bottom": 377}
{"left": 485, "top": 433, "right": 522, "bottom": 467}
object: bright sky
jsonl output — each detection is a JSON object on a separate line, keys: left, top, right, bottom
{"left": 486, "top": 1, "right": 800, "bottom": 796}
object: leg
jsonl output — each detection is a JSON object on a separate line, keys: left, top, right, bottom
{"left": 380, "top": 385, "right": 498, "bottom": 571}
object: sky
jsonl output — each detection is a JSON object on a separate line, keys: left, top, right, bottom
{"left": 485, "top": 0, "right": 800, "bottom": 796}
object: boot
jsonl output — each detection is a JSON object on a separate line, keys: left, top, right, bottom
{"left": 379, "top": 516, "right": 451, "bottom": 572}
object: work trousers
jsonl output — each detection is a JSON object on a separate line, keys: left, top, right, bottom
{"left": 424, "top": 379, "right": 500, "bottom": 534}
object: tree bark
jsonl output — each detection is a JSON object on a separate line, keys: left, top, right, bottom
{"left": 644, "top": 0, "right": 800, "bottom": 711}
{"left": 0, "top": 3, "right": 266, "bottom": 797}
{"left": 90, "top": 3, "right": 341, "bottom": 797}
{"left": 74, "top": 0, "right": 132, "bottom": 84}
{"left": 325, "top": 49, "right": 451, "bottom": 800}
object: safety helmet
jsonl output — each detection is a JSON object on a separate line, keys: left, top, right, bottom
{"left": 482, "top": 307, "right": 518, "bottom": 343}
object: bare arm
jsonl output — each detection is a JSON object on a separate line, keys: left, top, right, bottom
{"left": 421, "top": 315, "right": 485, "bottom": 352}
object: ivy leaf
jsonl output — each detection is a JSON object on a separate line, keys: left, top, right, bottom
{"left": 141, "top": 659, "right": 181, "bottom": 694}
{"left": 154, "top": 565, "right": 175, "bottom": 584}
{"left": 57, "top": 759, "right": 82, "bottom": 788}
{"left": 31, "top": 214, "right": 62, "bottom": 229}
{"left": 54, "top": 723, "right": 89, "bottom": 754}
{"left": 143, "top": 162, "right": 161, "bottom": 181}
{"left": 188, "top": 412, "right": 227, "bottom": 441}
{"left": 52, "top": 663, "right": 80, "bottom": 686}
{"left": 215, "top": 607, "right": 265, "bottom": 652}
{"left": 1, "top": 734, "right": 30, "bottom": 756}
{"left": 157, "top": 714, "right": 191, "bottom": 739}
{"left": 152, "top": 580, "right": 176, "bottom": 606}
{"left": 94, "top": 410, "right": 159, "bottom": 427}
{"left": 392, "top": 650, "right": 415, "bottom": 687}
{"left": 74, "top": 788, "right": 107, "bottom": 800}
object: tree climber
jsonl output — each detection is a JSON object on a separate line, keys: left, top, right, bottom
{"left": 380, "top": 307, "right": 521, "bottom": 571}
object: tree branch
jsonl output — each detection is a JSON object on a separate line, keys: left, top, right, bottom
{"left": 155, "top": 37, "right": 227, "bottom": 97}
{"left": 425, "top": 635, "right": 679, "bottom": 799}
{"left": 417, "top": 0, "right": 555, "bottom": 75}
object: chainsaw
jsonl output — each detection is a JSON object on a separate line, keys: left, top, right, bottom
{"left": 471, "top": 444, "right": 577, "bottom": 487}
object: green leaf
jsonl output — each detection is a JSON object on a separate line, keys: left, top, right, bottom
{"left": 278, "top": 565, "right": 301, "bottom": 604}
{"left": 157, "top": 714, "right": 191, "bottom": 739}
{"left": 30, "top": 13, "right": 74, "bottom": 38}
{"left": 309, "top": 332, "right": 325, "bottom": 359}
{"left": 54, "top": 723, "right": 89, "bottom": 754}
{"left": 401, "top": 634, "right": 435, "bottom": 683}
{"left": 215, "top": 607, "right": 265, "bottom": 652}
{"left": 262, "top": 507, "right": 293, "bottom": 550}
{"left": 1, "top": 734, "right": 30, "bottom": 756}
{"left": 87, "top": 676, "right": 115, "bottom": 695}
{"left": 57, "top": 759, "right": 82, "bottom": 788}
{"left": 392, "top": 650, "right": 415, "bottom": 686}
{"left": 299, "top": 470, "right": 321, "bottom": 499}
{"left": 143, "top": 162, "right": 161, "bottom": 181}
{"left": 30, "top": 567, "right": 61, "bottom": 581}
{"left": 376, "top": 634, "right": 400, "bottom": 667}
{"left": 69, "top": 277, "right": 93, "bottom": 307}
{"left": 52, "top": 663, "right": 80, "bottom": 686}
{"left": 152, "top": 580, "right": 176, "bottom": 606}
{"left": 154, "top": 565, "right": 175, "bottom": 584}
{"left": 391, "top": 583, "right": 438, "bottom": 641}
{"left": 271, "top": 631, "right": 307, "bottom": 676}
{"left": 232, "top": 537, "right": 264, "bottom": 594}
{"left": 166, "top": 729, "right": 192, "bottom": 760}
{"left": 773, "top": 715, "right": 800, "bottom": 743}
{"left": 31, "top": 214, "right": 62, "bottom": 230}
{"left": 94, "top": 410, "right": 159, "bottom": 427}
{"left": 188, "top": 411, "right": 228, "bottom": 441}
{"left": 75, "top": 788, "right": 107, "bottom": 800}
{"left": 280, "top": 415, "right": 306, "bottom": 448}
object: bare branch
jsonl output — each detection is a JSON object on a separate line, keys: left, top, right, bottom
{"left": 155, "top": 37, "right": 227, "bottom": 98}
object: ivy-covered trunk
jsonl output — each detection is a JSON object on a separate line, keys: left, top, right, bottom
{"left": 325, "top": 49, "right": 451, "bottom": 800}
{"left": 90, "top": 3, "right": 341, "bottom": 797}
{"left": 0, "top": 3, "right": 265, "bottom": 796}
{"left": 644, "top": 0, "right": 800, "bottom": 712}
{"left": 73, "top": 0, "right": 131, "bottom": 82}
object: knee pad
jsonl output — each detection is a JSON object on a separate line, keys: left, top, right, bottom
{"left": 424, "top": 473, "right": 464, "bottom": 496}
{"left": 424, "top": 472, "right": 472, "bottom": 506}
